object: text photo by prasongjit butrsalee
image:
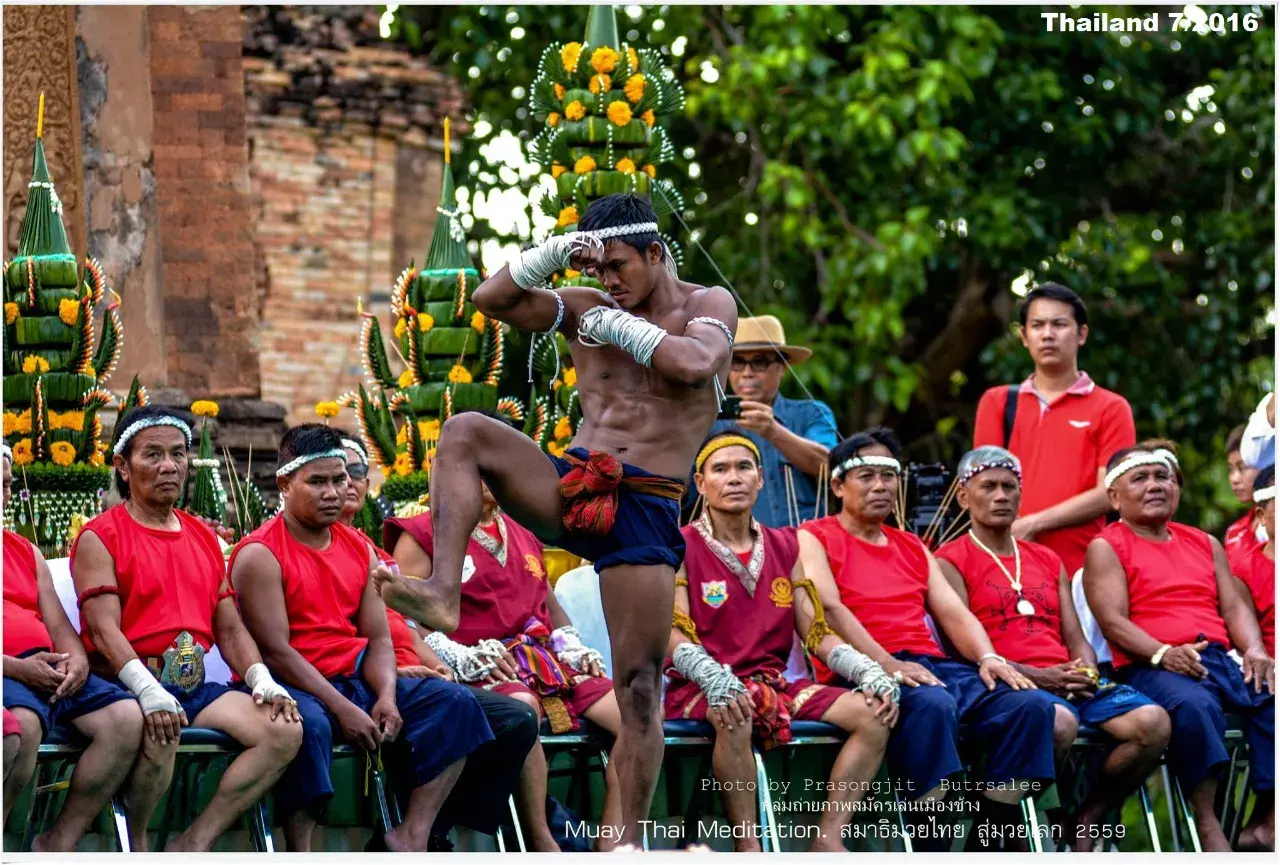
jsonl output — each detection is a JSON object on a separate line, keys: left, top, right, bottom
{"left": 0, "top": 2, "right": 1274, "bottom": 855}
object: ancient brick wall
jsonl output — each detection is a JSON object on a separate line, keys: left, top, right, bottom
{"left": 147, "top": 6, "right": 260, "bottom": 398}
{"left": 243, "top": 6, "right": 469, "bottom": 425}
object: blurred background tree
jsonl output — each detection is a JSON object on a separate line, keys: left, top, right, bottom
{"left": 385, "top": 3, "right": 1274, "bottom": 533}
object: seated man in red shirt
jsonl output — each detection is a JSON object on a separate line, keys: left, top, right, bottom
{"left": 231, "top": 424, "right": 495, "bottom": 852}
{"left": 381, "top": 475, "right": 623, "bottom": 852}
{"left": 1085, "top": 446, "right": 1275, "bottom": 851}
{"left": 1234, "top": 467, "right": 1275, "bottom": 657}
{"left": 338, "top": 435, "right": 537, "bottom": 852}
{"left": 1225, "top": 424, "right": 1264, "bottom": 559}
{"left": 973, "top": 284, "right": 1136, "bottom": 577}
{"left": 71, "top": 406, "right": 303, "bottom": 852}
{"left": 668, "top": 432, "right": 896, "bottom": 851}
{"left": 798, "top": 428, "right": 1058, "bottom": 848}
{"left": 2, "top": 445, "right": 144, "bottom": 851}
{"left": 936, "top": 446, "right": 1170, "bottom": 850}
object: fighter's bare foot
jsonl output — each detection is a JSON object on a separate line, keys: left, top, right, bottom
{"left": 381, "top": 576, "right": 460, "bottom": 633}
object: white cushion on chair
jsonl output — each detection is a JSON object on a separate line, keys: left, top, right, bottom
{"left": 1072, "top": 568, "right": 1112, "bottom": 665}
{"left": 552, "top": 565, "right": 613, "bottom": 680}
{"left": 48, "top": 556, "right": 233, "bottom": 685}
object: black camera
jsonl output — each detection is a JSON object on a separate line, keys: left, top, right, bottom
{"left": 904, "top": 463, "right": 952, "bottom": 542}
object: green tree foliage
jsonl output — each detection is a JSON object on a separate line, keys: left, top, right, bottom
{"left": 389, "top": 4, "right": 1273, "bottom": 532}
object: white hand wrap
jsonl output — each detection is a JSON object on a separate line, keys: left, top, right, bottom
{"left": 550, "top": 626, "right": 605, "bottom": 674}
{"left": 827, "top": 645, "right": 900, "bottom": 702}
{"left": 577, "top": 307, "right": 669, "bottom": 367}
{"left": 509, "top": 232, "right": 602, "bottom": 289}
{"left": 672, "top": 643, "right": 747, "bottom": 708}
{"left": 117, "top": 658, "right": 184, "bottom": 717}
{"left": 425, "top": 632, "right": 507, "bottom": 683}
{"left": 245, "top": 662, "right": 294, "bottom": 706}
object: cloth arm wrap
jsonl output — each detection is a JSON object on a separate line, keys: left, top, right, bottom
{"left": 425, "top": 632, "right": 507, "bottom": 683}
{"left": 827, "top": 644, "right": 900, "bottom": 702}
{"left": 245, "top": 662, "right": 294, "bottom": 705}
{"left": 671, "top": 642, "right": 746, "bottom": 708}
{"left": 550, "top": 626, "right": 605, "bottom": 674}
{"left": 509, "top": 232, "right": 602, "bottom": 289}
{"left": 577, "top": 307, "right": 669, "bottom": 367}
{"left": 117, "top": 658, "right": 184, "bottom": 717}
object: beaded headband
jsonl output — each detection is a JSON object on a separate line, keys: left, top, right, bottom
{"left": 959, "top": 458, "right": 1022, "bottom": 487}
{"left": 341, "top": 438, "right": 368, "bottom": 466}
{"left": 1104, "top": 452, "right": 1173, "bottom": 489}
{"left": 112, "top": 416, "right": 193, "bottom": 456}
{"left": 1255, "top": 486, "right": 1275, "bottom": 504}
{"left": 584, "top": 221, "right": 659, "bottom": 241}
{"left": 695, "top": 435, "right": 761, "bottom": 473}
{"left": 275, "top": 448, "right": 348, "bottom": 478}
{"left": 832, "top": 455, "right": 901, "bottom": 480}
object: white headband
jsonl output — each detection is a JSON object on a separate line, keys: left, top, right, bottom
{"left": 1, "top": 444, "right": 11, "bottom": 464}
{"left": 958, "top": 458, "right": 1022, "bottom": 487}
{"left": 276, "top": 448, "right": 348, "bottom": 478}
{"left": 341, "top": 438, "right": 368, "bottom": 466}
{"left": 1152, "top": 448, "right": 1179, "bottom": 469}
{"left": 113, "top": 416, "right": 193, "bottom": 456}
{"left": 1104, "top": 452, "right": 1173, "bottom": 489}
{"left": 1254, "top": 486, "right": 1275, "bottom": 504}
{"left": 833, "top": 455, "right": 902, "bottom": 480}
{"left": 585, "top": 221, "right": 659, "bottom": 241}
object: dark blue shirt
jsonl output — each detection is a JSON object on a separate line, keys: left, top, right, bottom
{"left": 694, "top": 393, "right": 840, "bottom": 528}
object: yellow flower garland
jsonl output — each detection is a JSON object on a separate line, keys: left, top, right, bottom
{"left": 554, "top": 83, "right": 566, "bottom": 100}
{"left": 573, "top": 155, "right": 597, "bottom": 174}
{"left": 58, "top": 298, "right": 80, "bottom": 327}
{"left": 470, "top": 311, "right": 486, "bottom": 334}
{"left": 591, "top": 46, "right": 619, "bottom": 74}
{"left": 447, "top": 365, "right": 473, "bottom": 384}
{"left": 191, "top": 400, "right": 220, "bottom": 418}
{"left": 565, "top": 100, "right": 586, "bottom": 122}
{"left": 547, "top": 112, "right": 561, "bottom": 127}
{"left": 418, "top": 419, "right": 442, "bottom": 441}
{"left": 554, "top": 416, "right": 572, "bottom": 440}
{"left": 4, "top": 303, "right": 18, "bottom": 325}
{"left": 557, "top": 205, "right": 580, "bottom": 228}
{"left": 642, "top": 164, "right": 657, "bottom": 178}
{"left": 393, "top": 318, "right": 408, "bottom": 340}
{"left": 12, "top": 439, "right": 34, "bottom": 466}
{"left": 551, "top": 163, "right": 567, "bottom": 178}
{"left": 392, "top": 452, "right": 413, "bottom": 477}
{"left": 624, "top": 74, "right": 646, "bottom": 104}
{"left": 627, "top": 46, "right": 640, "bottom": 71}
{"left": 615, "top": 158, "right": 637, "bottom": 174}
{"left": 561, "top": 42, "right": 583, "bottom": 74}
{"left": 417, "top": 313, "right": 435, "bottom": 332}
{"left": 563, "top": 367, "right": 578, "bottom": 387}
{"left": 589, "top": 74, "right": 612, "bottom": 95}
{"left": 21, "top": 356, "right": 50, "bottom": 375}
{"left": 49, "top": 441, "right": 76, "bottom": 467}
{"left": 315, "top": 401, "right": 341, "bottom": 419}
{"left": 641, "top": 109, "right": 656, "bottom": 127}
{"left": 607, "top": 101, "right": 633, "bottom": 127}
{"left": 2, "top": 413, "right": 16, "bottom": 436}
{"left": 398, "top": 369, "right": 416, "bottom": 389}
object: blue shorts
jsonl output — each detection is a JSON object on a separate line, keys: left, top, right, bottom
{"left": 4, "top": 668, "right": 134, "bottom": 737}
{"left": 94, "top": 676, "right": 230, "bottom": 724}
{"left": 545, "top": 447, "right": 686, "bottom": 572}
{"left": 1046, "top": 682, "right": 1155, "bottom": 727}
{"left": 1119, "top": 644, "right": 1274, "bottom": 793}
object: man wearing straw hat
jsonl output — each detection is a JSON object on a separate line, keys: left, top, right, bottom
{"left": 702, "top": 315, "right": 839, "bottom": 528}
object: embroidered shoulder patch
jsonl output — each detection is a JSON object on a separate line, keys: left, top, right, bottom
{"left": 769, "top": 577, "right": 793, "bottom": 608}
{"left": 525, "top": 553, "right": 546, "bottom": 581}
{"left": 701, "top": 580, "right": 728, "bottom": 609}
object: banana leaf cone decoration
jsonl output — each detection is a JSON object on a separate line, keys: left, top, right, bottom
{"left": 2, "top": 95, "right": 139, "bottom": 554}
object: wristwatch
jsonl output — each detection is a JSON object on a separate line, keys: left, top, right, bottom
{"left": 1151, "top": 644, "right": 1173, "bottom": 668}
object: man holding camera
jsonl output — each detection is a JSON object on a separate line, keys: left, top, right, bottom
{"left": 699, "top": 315, "right": 839, "bottom": 528}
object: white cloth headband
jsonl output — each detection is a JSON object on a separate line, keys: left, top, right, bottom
{"left": 1254, "top": 486, "right": 1275, "bottom": 504}
{"left": 276, "top": 448, "right": 348, "bottom": 478}
{"left": 833, "top": 455, "right": 902, "bottom": 480}
{"left": 1, "top": 444, "right": 10, "bottom": 464}
{"left": 341, "top": 438, "right": 368, "bottom": 466}
{"left": 1104, "top": 452, "right": 1172, "bottom": 489}
{"left": 113, "top": 416, "right": 193, "bottom": 456}
{"left": 1152, "top": 448, "right": 1179, "bottom": 468}
{"left": 584, "top": 221, "right": 659, "bottom": 241}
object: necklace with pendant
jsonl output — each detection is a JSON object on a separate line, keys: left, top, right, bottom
{"left": 968, "top": 531, "right": 1034, "bottom": 616}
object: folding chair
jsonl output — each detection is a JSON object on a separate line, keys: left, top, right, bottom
{"left": 21, "top": 728, "right": 130, "bottom": 852}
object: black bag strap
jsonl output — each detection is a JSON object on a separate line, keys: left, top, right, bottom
{"left": 1002, "top": 384, "right": 1020, "bottom": 449}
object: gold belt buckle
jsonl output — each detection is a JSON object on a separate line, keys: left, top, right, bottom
{"left": 160, "top": 631, "right": 206, "bottom": 694}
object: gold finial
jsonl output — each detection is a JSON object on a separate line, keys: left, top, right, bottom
{"left": 443, "top": 117, "right": 450, "bottom": 165}
{"left": 36, "top": 92, "right": 45, "bottom": 139}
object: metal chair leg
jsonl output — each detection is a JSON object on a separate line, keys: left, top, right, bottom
{"left": 1171, "top": 776, "right": 1202, "bottom": 853}
{"left": 1160, "top": 765, "right": 1182, "bottom": 851}
{"left": 248, "top": 799, "right": 273, "bottom": 852}
{"left": 1137, "top": 778, "right": 1162, "bottom": 852}
{"left": 892, "top": 787, "right": 913, "bottom": 853}
{"left": 1021, "top": 796, "right": 1045, "bottom": 853}
{"left": 505, "top": 795, "right": 527, "bottom": 852}
{"left": 1228, "top": 763, "right": 1251, "bottom": 847}
{"left": 21, "top": 761, "right": 46, "bottom": 852}
{"left": 111, "top": 795, "right": 133, "bottom": 853}
{"left": 752, "top": 749, "right": 779, "bottom": 852}
{"left": 370, "top": 768, "right": 396, "bottom": 836}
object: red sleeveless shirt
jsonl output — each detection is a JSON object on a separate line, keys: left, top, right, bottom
{"left": 1234, "top": 544, "right": 1274, "bottom": 657}
{"left": 72, "top": 506, "right": 224, "bottom": 660}
{"left": 4, "top": 530, "right": 51, "bottom": 656}
{"left": 936, "top": 535, "right": 1070, "bottom": 667}
{"left": 230, "top": 515, "right": 370, "bottom": 678}
{"left": 384, "top": 512, "right": 549, "bottom": 647}
{"left": 679, "top": 523, "right": 799, "bottom": 681}
{"left": 800, "top": 516, "right": 941, "bottom": 660}
{"left": 1099, "top": 521, "right": 1230, "bottom": 667}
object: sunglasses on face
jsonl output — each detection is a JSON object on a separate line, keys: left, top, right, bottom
{"left": 731, "top": 356, "right": 780, "bottom": 373}
{"left": 347, "top": 463, "right": 369, "bottom": 481}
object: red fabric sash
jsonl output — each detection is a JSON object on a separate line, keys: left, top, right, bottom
{"left": 744, "top": 671, "right": 793, "bottom": 751}
{"left": 559, "top": 451, "right": 684, "bottom": 535}
{"left": 501, "top": 617, "right": 584, "bottom": 733}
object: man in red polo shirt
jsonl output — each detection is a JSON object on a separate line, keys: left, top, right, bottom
{"left": 973, "top": 283, "right": 1136, "bottom": 575}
